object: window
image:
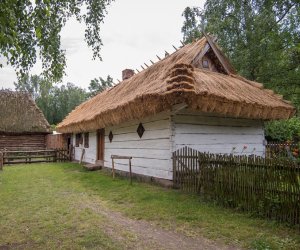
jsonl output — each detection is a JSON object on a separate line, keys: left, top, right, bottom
{"left": 84, "top": 132, "right": 89, "bottom": 148}
{"left": 75, "top": 133, "right": 82, "bottom": 147}
{"left": 202, "top": 60, "right": 209, "bottom": 68}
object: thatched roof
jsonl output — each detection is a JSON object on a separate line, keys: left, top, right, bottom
{"left": 0, "top": 90, "right": 50, "bottom": 134}
{"left": 57, "top": 36, "right": 295, "bottom": 133}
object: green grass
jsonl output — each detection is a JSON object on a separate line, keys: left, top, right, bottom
{"left": 0, "top": 163, "right": 299, "bottom": 249}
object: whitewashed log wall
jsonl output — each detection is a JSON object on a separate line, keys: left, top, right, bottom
{"left": 73, "top": 132, "right": 97, "bottom": 163}
{"left": 71, "top": 109, "right": 265, "bottom": 180}
{"left": 104, "top": 112, "right": 173, "bottom": 180}
{"left": 171, "top": 110, "right": 265, "bottom": 156}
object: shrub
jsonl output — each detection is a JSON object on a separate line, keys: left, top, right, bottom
{"left": 265, "top": 117, "right": 300, "bottom": 142}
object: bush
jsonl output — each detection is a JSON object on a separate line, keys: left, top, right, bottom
{"left": 265, "top": 117, "right": 300, "bottom": 142}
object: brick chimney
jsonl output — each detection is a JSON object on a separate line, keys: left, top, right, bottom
{"left": 122, "top": 69, "right": 135, "bottom": 80}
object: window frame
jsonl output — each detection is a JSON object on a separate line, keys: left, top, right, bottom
{"left": 84, "top": 132, "right": 89, "bottom": 148}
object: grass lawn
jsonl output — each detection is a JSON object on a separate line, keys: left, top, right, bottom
{"left": 0, "top": 163, "right": 299, "bottom": 249}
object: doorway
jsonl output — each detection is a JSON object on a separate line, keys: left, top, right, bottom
{"left": 97, "top": 129, "right": 105, "bottom": 161}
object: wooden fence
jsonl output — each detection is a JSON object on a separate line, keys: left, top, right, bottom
{"left": 266, "top": 142, "right": 299, "bottom": 159}
{"left": 173, "top": 147, "right": 300, "bottom": 228}
{"left": 0, "top": 149, "right": 70, "bottom": 167}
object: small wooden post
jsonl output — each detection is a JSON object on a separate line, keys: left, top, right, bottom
{"left": 111, "top": 155, "right": 133, "bottom": 183}
{"left": 79, "top": 148, "right": 85, "bottom": 164}
{"left": 0, "top": 151, "right": 3, "bottom": 170}
{"left": 112, "top": 158, "right": 115, "bottom": 179}
{"left": 129, "top": 158, "right": 132, "bottom": 185}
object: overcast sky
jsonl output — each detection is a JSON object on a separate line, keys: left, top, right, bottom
{"left": 0, "top": 0, "right": 204, "bottom": 90}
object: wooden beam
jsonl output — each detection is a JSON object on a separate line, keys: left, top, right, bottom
{"left": 144, "top": 63, "right": 149, "bottom": 68}
{"left": 203, "top": 33, "right": 235, "bottom": 74}
{"left": 191, "top": 43, "right": 211, "bottom": 67}
{"left": 141, "top": 65, "right": 145, "bottom": 70}
{"left": 156, "top": 55, "right": 161, "bottom": 60}
{"left": 172, "top": 45, "right": 178, "bottom": 51}
{"left": 136, "top": 69, "right": 140, "bottom": 73}
{"left": 111, "top": 155, "right": 133, "bottom": 160}
{"left": 150, "top": 60, "right": 155, "bottom": 65}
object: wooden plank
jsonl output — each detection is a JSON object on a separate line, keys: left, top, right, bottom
{"left": 173, "top": 114, "right": 259, "bottom": 127}
{"left": 174, "top": 133, "right": 264, "bottom": 145}
{"left": 105, "top": 129, "right": 170, "bottom": 142}
{"left": 111, "top": 155, "right": 132, "bottom": 159}
{"left": 105, "top": 119, "right": 170, "bottom": 136}
{"left": 175, "top": 123, "right": 264, "bottom": 135}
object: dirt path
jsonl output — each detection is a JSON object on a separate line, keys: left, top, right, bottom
{"left": 79, "top": 197, "right": 240, "bottom": 250}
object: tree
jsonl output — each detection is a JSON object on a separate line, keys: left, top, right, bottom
{"left": 14, "top": 74, "right": 52, "bottom": 101}
{"left": 14, "top": 74, "right": 88, "bottom": 125}
{"left": 181, "top": 7, "right": 203, "bottom": 44}
{"left": 88, "top": 75, "right": 113, "bottom": 97}
{"left": 181, "top": 1, "right": 300, "bottom": 112}
{"left": 0, "top": 0, "right": 113, "bottom": 82}
{"left": 49, "top": 83, "right": 88, "bottom": 124}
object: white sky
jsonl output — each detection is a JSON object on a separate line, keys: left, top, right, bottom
{"left": 0, "top": 0, "right": 204, "bottom": 90}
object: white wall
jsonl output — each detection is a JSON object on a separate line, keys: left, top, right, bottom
{"left": 104, "top": 112, "right": 173, "bottom": 180}
{"left": 71, "top": 109, "right": 265, "bottom": 181}
{"left": 171, "top": 110, "right": 265, "bottom": 156}
{"left": 73, "top": 132, "right": 97, "bottom": 163}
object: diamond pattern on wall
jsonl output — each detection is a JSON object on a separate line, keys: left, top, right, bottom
{"left": 137, "top": 123, "right": 145, "bottom": 138}
{"left": 109, "top": 131, "right": 113, "bottom": 142}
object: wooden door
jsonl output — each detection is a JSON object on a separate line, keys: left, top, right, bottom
{"left": 97, "top": 129, "right": 105, "bottom": 161}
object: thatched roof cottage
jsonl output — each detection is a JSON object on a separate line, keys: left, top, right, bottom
{"left": 0, "top": 90, "right": 50, "bottom": 151}
{"left": 57, "top": 35, "right": 295, "bottom": 181}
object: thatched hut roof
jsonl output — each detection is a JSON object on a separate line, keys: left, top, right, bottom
{"left": 0, "top": 90, "right": 50, "bottom": 134}
{"left": 57, "top": 36, "right": 295, "bottom": 133}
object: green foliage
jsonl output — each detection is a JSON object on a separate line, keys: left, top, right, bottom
{"left": 14, "top": 74, "right": 88, "bottom": 125}
{"left": 0, "top": 0, "right": 113, "bottom": 82}
{"left": 181, "top": 7, "right": 203, "bottom": 44}
{"left": 88, "top": 75, "right": 113, "bottom": 97}
{"left": 265, "top": 117, "right": 300, "bottom": 141}
{"left": 181, "top": 1, "right": 300, "bottom": 111}
{"left": 48, "top": 82, "right": 88, "bottom": 124}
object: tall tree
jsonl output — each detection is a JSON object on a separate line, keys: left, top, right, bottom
{"left": 181, "top": 7, "right": 203, "bottom": 44}
{"left": 0, "top": 0, "right": 113, "bottom": 82}
{"left": 14, "top": 74, "right": 88, "bottom": 125}
{"left": 181, "top": 1, "right": 300, "bottom": 111}
{"left": 49, "top": 82, "right": 88, "bottom": 124}
{"left": 88, "top": 75, "right": 113, "bottom": 97}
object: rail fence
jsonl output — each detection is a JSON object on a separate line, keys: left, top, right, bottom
{"left": 0, "top": 149, "right": 71, "bottom": 168}
{"left": 173, "top": 147, "right": 300, "bottom": 228}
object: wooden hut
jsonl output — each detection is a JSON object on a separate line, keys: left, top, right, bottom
{"left": 0, "top": 90, "right": 50, "bottom": 151}
{"left": 57, "top": 35, "right": 295, "bottom": 182}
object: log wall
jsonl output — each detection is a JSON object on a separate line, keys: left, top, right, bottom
{"left": 46, "top": 133, "right": 70, "bottom": 149}
{"left": 0, "top": 134, "right": 46, "bottom": 151}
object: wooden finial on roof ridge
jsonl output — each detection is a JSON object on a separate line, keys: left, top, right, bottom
{"left": 141, "top": 65, "right": 145, "bottom": 70}
{"left": 172, "top": 45, "right": 178, "bottom": 51}
{"left": 136, "top": 69, "right": 140, "bottom": 73}
{"left": 156, "top": 55, "right": 161, "bottom": 60}
{"left": 150, "top": 60, "right": 155, "bottom": 65}
{"left": 144, "top": 63, "right": 149, "bottom": 68}
{"left": 165, "top": 51, "right": 169, "bottom": 57}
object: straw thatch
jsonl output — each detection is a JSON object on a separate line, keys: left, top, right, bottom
{"left": 57, "top": 36, "right": 295, "bottom": 133}
{"left": 0, "top": 90, "right": 50, "bottom": 134}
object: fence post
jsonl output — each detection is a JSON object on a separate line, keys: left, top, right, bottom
{"left": 0, "top": 151, "right": 3, "bottom": 170}
{"left": 54, "top": 150, "right": 57, "bottom": 162}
